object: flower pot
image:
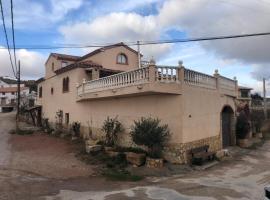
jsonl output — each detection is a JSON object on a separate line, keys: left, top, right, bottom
{"left": 237, "top": 138, "right": 249, "bottom": 148}
{"left": 253, "top": 132, "right": 263, "bottom": 139}
{"left": 146, "top": 157, "right": 163, "bottom": 168}
{"left": 126, "top": 152, "right": 146, "bottom": 166}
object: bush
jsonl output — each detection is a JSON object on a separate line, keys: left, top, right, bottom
{"left": 251, "top": 110, "right": 265, "bottom": 133}
{"left": 71, "top": 122, "right": 81, "bottom": 137}
{"left": 236, "top": 111, "right": 250, "bottom": 139}
{"left": 102, "top": 116, "right": 124, "bottom": 147}
{"left": 130, "top": 117, "right": 170, "bottom": 158}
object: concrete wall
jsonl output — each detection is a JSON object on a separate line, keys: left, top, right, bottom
{"left": 83, "top": 46, "right": 139, "bottom": 72}
{"left": 45, "top": 56, "right": 76, "bottom": 79}
{"left": 181, "top": 84, "right": 235, "bottom": 144}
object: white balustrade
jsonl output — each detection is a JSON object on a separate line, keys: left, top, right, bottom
{"left": 219, "top": 76, "right": 236, "bottom": 93}
{"left": 77, "top": 67, "right": 150, "bottom": 94}
{"left": 184, "top": 68, "right": 217, "bottom": 89}
{"left": 156, "top": 66, "right": 179, "bottom": 83}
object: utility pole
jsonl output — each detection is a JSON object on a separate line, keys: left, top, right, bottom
{"left": 263, "top": 78, "right": 267, "bottom": 119}
{"left": 16, "top": 60, "right": 20, "bottom": 120}
{"left": 137, "top": 41, "right": 141, "bottom": 68}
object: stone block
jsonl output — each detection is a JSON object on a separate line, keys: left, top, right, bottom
{"left": 85, "top": 145, "right": 102, "bottom": 154}
{"left": 126, "top": 152, "right": 146, "bottom": 166}
{"left": 146, "top": 157, "right": 164, "bottom": 168}
{"left": 106, "top": 150, "right": 119, "bottom": 157}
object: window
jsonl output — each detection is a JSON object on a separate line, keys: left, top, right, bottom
{"left": 241, "top": 90, "right": 249, "bottom": 98}
{"left": 62, "top": 77, "right": 69, "bottom": 92}
{"left": 61, "top": 61, "right": 68, "bottom": 68}
{"left": 51, "top": 87, "right": 54, "bottom": 95}
{"left": 117, "top": 53, "right": 128, "bottom": 64}
{"left": 39, "top": 86, "right": 42, "bottom": 98}
{"left": 65, "top": 113, "right": 69, "bottom": 125}
{"left": 52, "top": 62, "right": 54, "bottom": 71}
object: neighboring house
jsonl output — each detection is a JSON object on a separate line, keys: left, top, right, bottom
{"left": 37, "top": 42, "right": 239, "bottom": 164}
{"left": 236, "top": 86, "right": 252, "bottom": 109}
{"left": 0, "top": 76, "right": 31, "bottom": 112}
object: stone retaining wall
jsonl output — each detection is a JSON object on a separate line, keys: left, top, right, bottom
{"left": 163, "top": 135, "right": 222, "bottom": 164}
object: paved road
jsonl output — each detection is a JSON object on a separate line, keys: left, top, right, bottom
{"left": 0, "top": 112, "right": 269, "bottom": 200}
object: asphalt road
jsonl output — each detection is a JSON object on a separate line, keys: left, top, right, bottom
{"left": 0, "top": 112, "right": 269, "bottom": 200}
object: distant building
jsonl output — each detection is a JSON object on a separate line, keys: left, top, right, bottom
{"left": 0, "top": 76, "right": 31, "bottom": 112}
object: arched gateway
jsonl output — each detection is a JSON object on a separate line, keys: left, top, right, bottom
{"left": 221, "top": 106, "right": 235, "bottom": 148}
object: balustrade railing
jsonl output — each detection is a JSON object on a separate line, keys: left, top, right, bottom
{"left": 77, "top": 65, "right": 238, "bottom": 97}
{"left": 78, "top": 67, "right": 150, "bottom": 95}
{"left": 219, "top": 76, "right": 236, "bottom": 92}
{"left": 184, "top": 68, "right": 217, "bottom": 89}
{"left": 156, "top": 66, "right": 179, "bottom": 83}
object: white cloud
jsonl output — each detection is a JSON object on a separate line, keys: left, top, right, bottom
{"left": 0, "top": 47, "right": 46, "bottom": 79}
{"left": 12, "top": 0, "right": 85, "bottom": 29}
{"left": 59, "top": 0, "right": 270, "bottom": 74}
{"left": 60, "top": 12, "right": 172, "bottom": 59}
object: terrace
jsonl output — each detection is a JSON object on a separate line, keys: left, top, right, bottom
{"left": 76, "top": 61, "right": 237, "bottom": 101}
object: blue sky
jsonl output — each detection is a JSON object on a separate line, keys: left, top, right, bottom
{"left": 0, "top": 0, "right": 269, "bottom": 95}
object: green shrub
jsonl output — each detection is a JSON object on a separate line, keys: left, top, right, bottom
{"left": 251, "top": 110, "right": 265, "bottom": 133}
{"left": 106, "top": 153, "right": 128, "bottom": 169}
{"left": 130, "top": 117, "right": 170, "bottom": 158}
{"left": 102, "top": 116, "right": 124, "bottom": 147}
{"left": 236, "top": 112, "right": 250, "bottom": 139}
{"left": 71, "top": 122, "right": 81, "bottom": 137}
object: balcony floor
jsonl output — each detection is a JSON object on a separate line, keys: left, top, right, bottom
{"left": 77, "top": 82, "right": 182, "bottom": 101}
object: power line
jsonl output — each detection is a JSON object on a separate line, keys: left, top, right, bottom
{"left": 10, "top": 0, "right": 17, "bottom": 72}
{"left": 0, "top": 0, "right": 16, "bottom": 78}
{"left": 139, "top": 32, "right": 270, "bottom": 45}
{"left": 0, "top": 31, "right": 269, "bottom": 50}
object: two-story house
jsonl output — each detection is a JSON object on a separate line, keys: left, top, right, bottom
{"left": 37, "top": 43, "right": 239, "bottom": 164}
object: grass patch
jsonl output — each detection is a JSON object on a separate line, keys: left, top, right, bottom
{"left": 102, "top": 168, "right": 143, "bottom": 182}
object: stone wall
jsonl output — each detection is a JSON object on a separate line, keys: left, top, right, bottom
{"left": 163, "top": 135, "right": 222, "bottom": 164}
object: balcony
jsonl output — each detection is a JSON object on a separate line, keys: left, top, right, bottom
{"left": 76, "top": 63, "right": 237, "bottom": 101}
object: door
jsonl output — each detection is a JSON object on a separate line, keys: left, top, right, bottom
{"left": 222, "top": 111, "right": 231, "bottom": 148}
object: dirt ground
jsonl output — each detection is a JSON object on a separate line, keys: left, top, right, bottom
{"left": 0, "top": 112, "right": 269, "bottom": 200}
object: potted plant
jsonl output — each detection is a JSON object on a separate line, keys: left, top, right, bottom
{"left": 102, "top": 116, "right": 124, "bottom": 155}
{"left": 236, "top": 111, "right": 251, "bottom": 148}
{"left": 130, "top": 117, "right": 170, "bottom": 168}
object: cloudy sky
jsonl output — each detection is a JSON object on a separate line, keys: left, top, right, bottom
{"left": 0, "top": 0, "right": 269, "bottom": 95}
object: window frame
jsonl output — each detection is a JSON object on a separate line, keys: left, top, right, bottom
{"left": 116, "top": 53, "right": 128, "bottom": 65}
{"left": 62, "top": 77, "right": 70, "bottom": 93}
{"left": 39, "top": 86, "right": 42, "bottom": 98}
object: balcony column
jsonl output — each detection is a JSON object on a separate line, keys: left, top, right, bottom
{"left": 82, "top": 78, "right": 86, "bottom": 94}
{"left": 148, "top": 59, "right": 156, "bottom": 83}
{"left": 234, "top": 76, "right": 238, "bottom": 97}
{"left": 178, "top": 60, "right": 185, "bottom": 83}
{"left": 92, "top": 68, "right": 100, "bottom": 80}
{"left": 214, "top": 69, "right": 220, "bottom": 91}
